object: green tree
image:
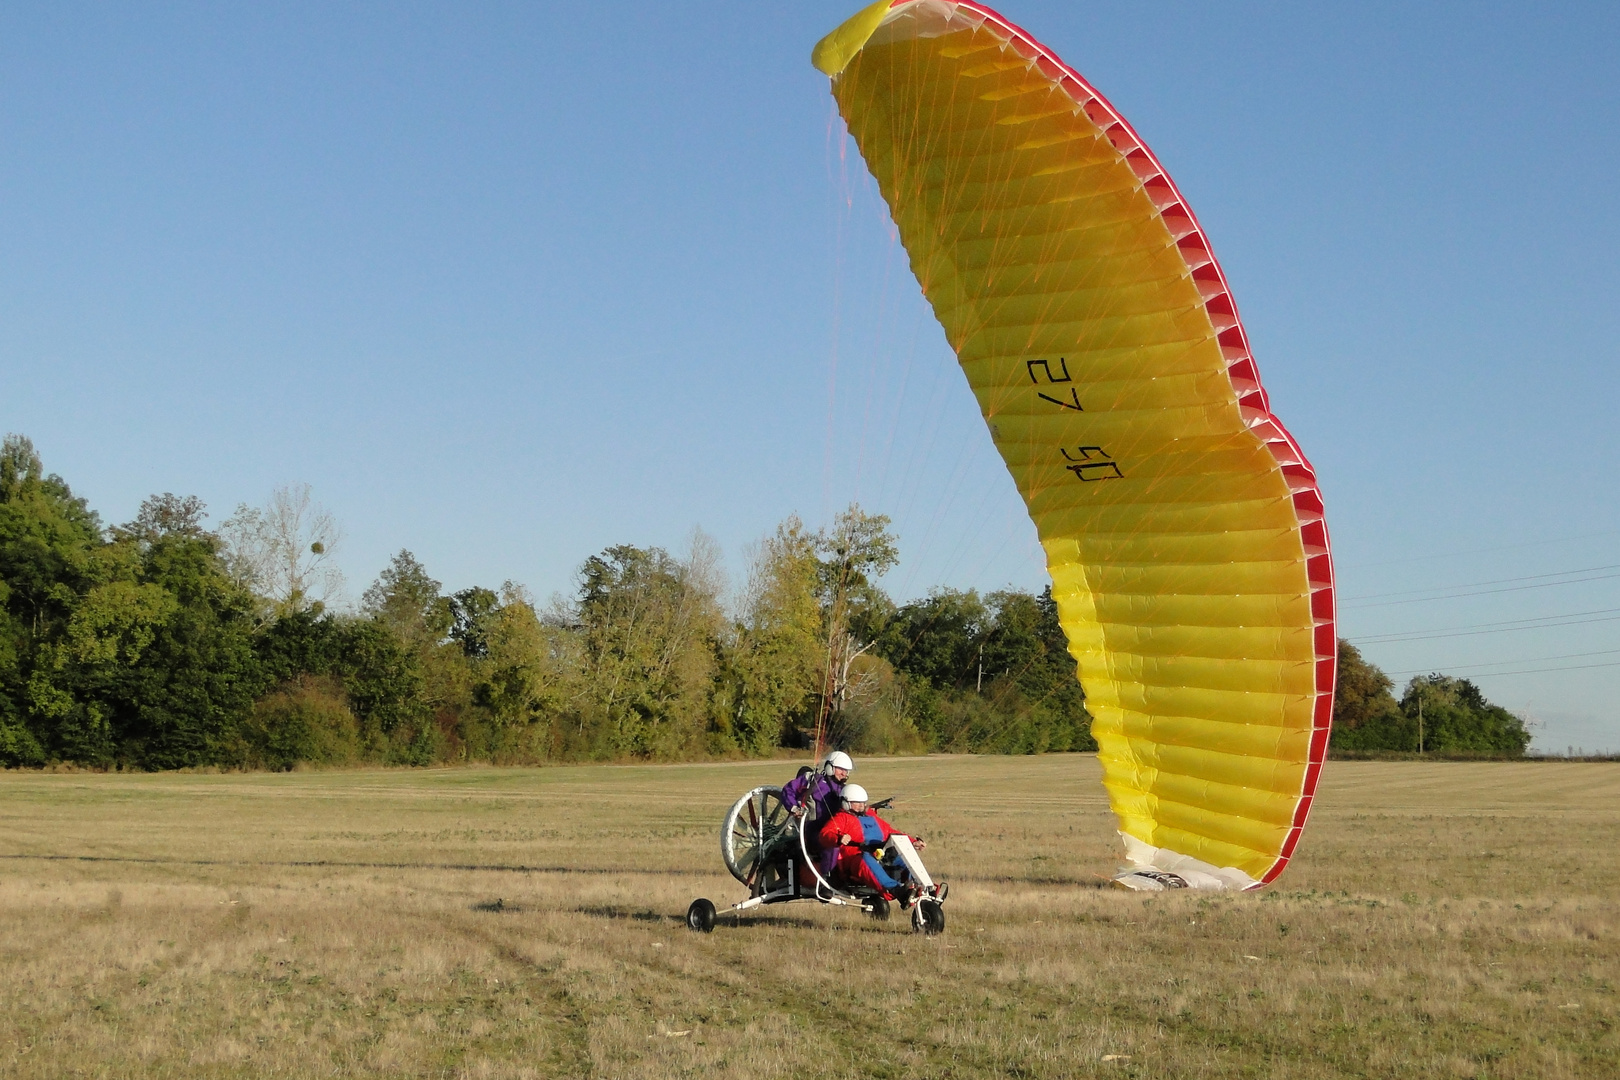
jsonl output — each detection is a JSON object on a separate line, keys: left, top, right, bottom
{"left": 331, "top": 619, "right": 432, "bottom": 761}
{"left": 1327, "top": 643, "right": 1531, "bottom": 756}
{"left": 876, "top": 586, "right": 1093, "bottom": 753}
{"left": 1400, "top": 675, "right": 1530, "bottom": 755}
{"left": 0, "top": 435, "right": 103, "bottom": 647}
{"left": 107, "top": 525, "right": 264, "bottom": 769}
{"left": 1329, "top": 639, "right": 1404, "bottom": 750}
{"left": 1, "top": 436, "right": 120, "bottom": 764}
{"left": 253, "top": 608, "right": 432, "bottom": 764}
{"left": 0, "top": 430, "right": 1118, "bottom": 769}
{"left": 575, "top": 538, "right": 724, "bottom": 758}
{"left": 465, "top": 584, "right": 580, "bottom": 760}
{"left": 879, "top": 588, "right": 989, "bottom": 691}
{"left": 361, "top": 550, "right": 453, "bottom": 650}
{"left": 715, "top": 517, "right": 825, "bottom": 755}
{"left": 121, "top": 493, "right": 208, "bottom": 542}
{"left": 0, "top": 450, "right": 268, "bottom": 768}
{"left": 979, "top": 587, "right": 1094, "bottom": 753}
{"left": 241, "top": 675, "right": 359, "bottom": 770}
{"left": 27, "top": 551, "right": 177, "bottom": 765}
{"left": 360, "top": 550, "right": 472, "bottom": 752}
{"left": 449, "top": 586, "right": 502, "bottom": 660}
{"left": 828, "top": 651, "right": 923, "bottom": 755}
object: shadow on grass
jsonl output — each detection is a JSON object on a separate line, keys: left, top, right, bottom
{"left": 577, "top": 902, "right": 847, "bottom": 932}
{"left": 722, "top": 912, "right": 826, "bottom": 931}
{"left": 971, "top": 873, "right": 1111, "bottom": 889}
{"left": 471, "top": 898, "right": 523, "bottom": 913}
{"left": 578, "top": 904, "right": 681, "bottom": 925}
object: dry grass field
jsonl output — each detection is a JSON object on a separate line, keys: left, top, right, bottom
{"left": 1, "top": 755, "right": 1615, "bottom": 1079}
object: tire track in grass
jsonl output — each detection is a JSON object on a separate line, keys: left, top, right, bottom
{"left": 0, "top": 853, "right": 712, "bottom": 877}
{"left": 467, "top": 897, "right": 1007, "bottom": 1079}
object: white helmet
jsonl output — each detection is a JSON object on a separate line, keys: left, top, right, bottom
{"left": 824, "top": 750, "right": 854, "bottom": 773}
{"left": 842, "top": 784, "right": 869, "bottom": 808}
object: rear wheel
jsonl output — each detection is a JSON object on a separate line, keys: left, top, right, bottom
{"left": 686, "top": 898, "right": 717, "bottom": 933}
{"left": 720, "top": 786, "right": 796, "bottom": 896}
{"left": 866, "top": 897, "right": 891, "bottom": 921}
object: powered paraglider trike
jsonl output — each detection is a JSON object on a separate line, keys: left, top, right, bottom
{"left": 686, "top": 785, "right": 947, "bottom": 934}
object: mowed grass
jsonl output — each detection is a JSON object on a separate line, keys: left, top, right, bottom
{"left": 1, "top": 757, "right": 1615, "bottom": 1079}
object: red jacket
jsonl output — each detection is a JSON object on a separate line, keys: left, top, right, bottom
{"left": 819, "top": 809, "right": 906, "bottom": 855}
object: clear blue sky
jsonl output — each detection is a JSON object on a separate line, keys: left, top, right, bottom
{"left": 4, "top": 2, "right": 1616, "bottom": 751}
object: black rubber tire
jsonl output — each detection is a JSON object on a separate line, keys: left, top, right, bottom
{"left": 913, "top": 898, "right": 945, "bottom": 936}
{"left": 686, "top": 898, "right": 717, "bottom": 933}
{"left": 866, "top": 898, "right": 891, "bottom": 921}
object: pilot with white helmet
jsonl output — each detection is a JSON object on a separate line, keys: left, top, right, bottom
{"left": 783, "top": 749, "right": 852, "bottom": 824}
{"left": 782, "top": 749, "right": 854, "bottom": 876}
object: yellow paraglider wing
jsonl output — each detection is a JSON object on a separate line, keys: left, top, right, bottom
{"left": 815, "top": 0, "right": 1335, "bottom": 888}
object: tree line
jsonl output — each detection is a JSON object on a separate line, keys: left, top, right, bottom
{"left": 1, "top": 432, "right": 1532, "bottom": 770}
{"left": 0, "top": 435, "right": 1093, "bottom": 770}
{"left": 1331, "top": 640, "right": 1530, "bottom": 755}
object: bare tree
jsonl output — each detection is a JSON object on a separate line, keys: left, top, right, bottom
{"left": 221, "top": 483, "right": 344, "bottom": 615}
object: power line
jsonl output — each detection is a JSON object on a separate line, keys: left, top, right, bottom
{"left": 1342, "top": 566, "right": 1620, "bottom": 610}
{"left": 1337, "top": 528, "right": 1620, "bottom": 572}
{"left": 1454, "top": 659, "right": 1620, "bottom": 679}
{"left": 1355, "top": 607, "right": 1620, "bottom": 645}
{"left": 1386, "top": 647, "right": 1620, "bottom": 678}
{"left": 1342, "top": 563, "right": 1620, "bottom": 603}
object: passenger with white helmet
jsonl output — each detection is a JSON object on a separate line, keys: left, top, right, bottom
{"left": 781, "top": 749, "right": 855, "bottom": 878}
{"left": 818, "top": 782, "right": 926, "bottom": 903}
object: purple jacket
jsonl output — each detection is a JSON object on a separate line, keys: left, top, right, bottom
{"left": 781, "top": 768, "right": 845, "bottom": 873}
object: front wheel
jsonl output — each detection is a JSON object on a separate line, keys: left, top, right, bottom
{"left": 912, "top": 898, "right": 945, "bottom": 936}
{"left": 686, "top": 898, "right": 716, "bottom": 933}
